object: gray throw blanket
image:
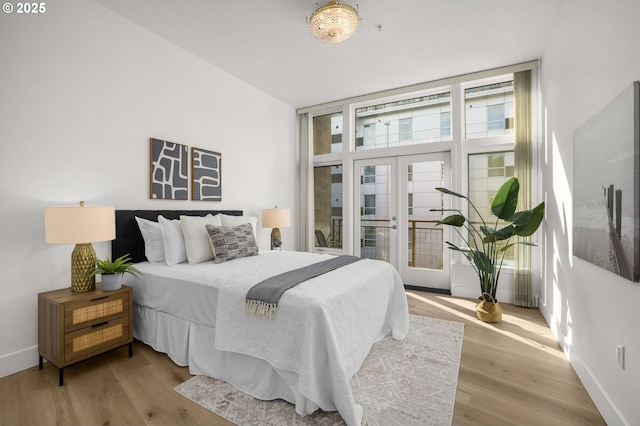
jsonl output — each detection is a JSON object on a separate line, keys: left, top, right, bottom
{"left": 245, "top": 255, "right": 361, "bottom": 319}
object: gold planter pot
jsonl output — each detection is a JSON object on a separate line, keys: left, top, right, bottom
{"left": 475, "top": 292, "right": 503, "bottom": 323}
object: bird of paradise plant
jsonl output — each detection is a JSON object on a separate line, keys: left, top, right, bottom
{"left": 431, "top": 177, "right": 545, "bottom": 300}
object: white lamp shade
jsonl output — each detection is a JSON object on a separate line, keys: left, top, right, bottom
{"left": 262, "top": 208, "right": 291, "bottom": 228}
{"left": 45, "top": 205, "right": 115, "bottom": 244}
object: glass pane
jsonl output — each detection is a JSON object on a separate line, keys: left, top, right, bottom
{"left": 468, "top": 151, "right": 515, "bottom": 260}
{"left": 465, "top": 80, "right": 514, "bottom": 139}
{"left": 314, "top": 165, "right": 343, "bottom": 249}
{"left": 313, "top": 112, "right": 343, "bottom": 155}
{"left": 407, "top": 160, "right": 445, "bottom": 270}
{"left": 355, "top": 92, "right": 452, "bottom": 150}
{"left": 360, "top": 164, "right": 391, "bottom": 262}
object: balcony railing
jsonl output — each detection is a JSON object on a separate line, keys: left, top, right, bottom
{"left": 318, "top": 218, "right": 444, "bottom": 269}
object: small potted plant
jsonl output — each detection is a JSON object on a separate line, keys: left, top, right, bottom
{"left": 88, "top": 254, "right": 141, "bottom": 291}
{"left": 431, "top": 177, "right": 544, "bottom": 322}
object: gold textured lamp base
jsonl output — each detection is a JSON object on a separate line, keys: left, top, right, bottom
{"left": 71, "top": 243, "right": 96, "bottom": 292}
{"left": 270, "top": 227, "right": 282, "bottom": 250}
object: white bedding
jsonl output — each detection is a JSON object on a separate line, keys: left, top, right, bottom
{"left": 127, "top": 251, "right": 409, "bottom": 425}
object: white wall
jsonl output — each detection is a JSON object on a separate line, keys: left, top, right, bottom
{"left": 0, "top": 0, "right": 297, "bottom": 378}
{"left": 540, "top": 1, "right": 640, "bottom": 423}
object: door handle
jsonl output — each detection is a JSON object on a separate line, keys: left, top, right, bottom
{"left": 390, "top": 225, "right": 397, "bottom": 230}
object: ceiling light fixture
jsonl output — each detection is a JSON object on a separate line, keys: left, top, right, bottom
{"left": 309, "top": 1, "right": 360, "bottom": 44}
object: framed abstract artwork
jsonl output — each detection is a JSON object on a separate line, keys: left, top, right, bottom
{"left": 192, "top": 147, "right": 222, "bottom": 201}
{"left": 573, "top": 81, "right": 640, "bottom": 282}
{"left": 149, "top": 138, "right": 188, "bottom": 200}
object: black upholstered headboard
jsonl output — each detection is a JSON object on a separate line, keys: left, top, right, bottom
{"left": 113, "top": 210, "right": 243, "bottom": 263}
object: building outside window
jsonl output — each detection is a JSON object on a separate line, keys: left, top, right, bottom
{"left": 308, "top": 71, "right": 524, "bottom": 275}
{"left": 363, "top": 194, "right": 376, "bottom": 215}
{"left": 313, "top": 112, "right": 343, "bottom": 154}
{"left": 355, "top": 92, "right": 451, "bottom": 150}
{"left": 468, "top": 151, "right": 516, "bottom": 261}
{"left": 313, "top": 165, "right": 343, "bottom": 248}
{"left": 465, "top": 80, "right": 514, "bottom": 139}
{"left": 363, "top": 166, "right": 376, "bottom": 183}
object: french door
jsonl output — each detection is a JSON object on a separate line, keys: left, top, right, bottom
{"left": 354, "top": 152, "right": 451, "bottom": 290}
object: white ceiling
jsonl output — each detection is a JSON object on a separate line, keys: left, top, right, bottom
{"left": 92, "top": 0, "right": 560, "bottom": 109}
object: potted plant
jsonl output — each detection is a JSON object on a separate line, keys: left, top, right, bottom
{"left": 88, "top": 254, "right": 141, "bottom": 291}
{"left": 431, "top": 177, "right": 545, "bottom": 322}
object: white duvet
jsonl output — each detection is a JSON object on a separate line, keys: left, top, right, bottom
{"left": 130, "top": 251, "right": 409, "bottom": 425}
{"left": 214, "top": 251, "right": 410, "bottom": 425}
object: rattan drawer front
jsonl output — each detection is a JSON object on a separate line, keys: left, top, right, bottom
{"left": 64, "top": 316, "right": 131, "bottom": 362}
{"left": 64, "top": 292, "right": 129, "bottom": 331}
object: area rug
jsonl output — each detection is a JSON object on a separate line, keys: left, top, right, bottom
{"left": 174, "top": 314, "right": 464, "bottom": 425}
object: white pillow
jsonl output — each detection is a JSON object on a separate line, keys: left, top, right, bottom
{"left": 135, "top": 217, "right": 165, "bottom": 263}
{"left": 158, "top": 215, "right": 187, "bottom": 266}
{"left": 220, "top": 214, "right": 258, "bottom": 239}
{"left": 180, "top": 214, "right": 222, "bottom": 264}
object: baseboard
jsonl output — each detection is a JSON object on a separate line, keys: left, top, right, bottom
{"left": 450, "top": 264, "right": 514, "bottom": 304}
{"left": 404, "top": 285, "right": 451, "bottom": 295}
{"left": 450, "top": 284, "right": 515, "bottom": 304}
{"left": 0, "top": 345, "right": 39, "bottom": 379}
{"left": 538, "top": 304, "right": 626, "bottom": 425}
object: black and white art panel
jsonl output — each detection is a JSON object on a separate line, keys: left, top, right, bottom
{"left": 192, "top": 147, "right": 222, "bottom": 201}
{"left": 150, "top": 138, "right": 188, "bottom": 200}
{"left": 573, "top": 81, "right": 640, "bottom": 282}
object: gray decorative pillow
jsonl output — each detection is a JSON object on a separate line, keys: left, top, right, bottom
{"left": 206, "top": 223, "right": 259, "bottom": 263}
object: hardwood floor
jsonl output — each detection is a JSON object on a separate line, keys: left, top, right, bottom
{"left": 0, "top": 292, "right": 605, "bottom": 425}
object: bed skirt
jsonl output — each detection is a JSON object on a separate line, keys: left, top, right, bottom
{"left": 133, "top": 304, "right": 323, "bottom": 415}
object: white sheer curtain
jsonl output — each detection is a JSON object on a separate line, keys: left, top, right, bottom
{"left": 297, "top": 113, "right": 310, "bottom": 251}
{"left": 513, "top": 70, "right": 533, "bottom": 307}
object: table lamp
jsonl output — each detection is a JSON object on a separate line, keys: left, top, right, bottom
{"left": 262, "top": 206, "right": 291, "bottom": 250}
{"left": 45, "top": 201, "right": 116, "bottom": 292}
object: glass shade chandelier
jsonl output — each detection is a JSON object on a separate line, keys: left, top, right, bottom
{"left": 309, "top": 1, "right": 360, "bottom": 44}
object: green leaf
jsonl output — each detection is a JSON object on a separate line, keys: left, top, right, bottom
{"left": 514, "top": 202, "right": 545, "bottom": 237}
{"left": 445, "top": 241, "right": 473, "bottom": 254}
{"left": 479, "top": 225, "right": 495, "bottom": 236}
{"left": 508, "top": 211, "right": 532, "bottom": 226}
{"left": 436, "top": 215, "right": 466, "bottom": 227}
{"left": 473, "top": 251, "right": 493, "bottom": 273}
{"left": 430, "top": 208, "right": 461, "bottom": 214}
{"left": 491, "top": 177, "right": 519, "bottom": 220}
{"left": 482, "top": 224, "right": 515, "bottom": 242}
{"left": 435, "top": 187, "right": 468, "bottom": 199}
{"left": 87, "top": 253, "right": 141, "bottom": 278}
{"left": 502, "top": 241, "right": 538, "bottom": 251}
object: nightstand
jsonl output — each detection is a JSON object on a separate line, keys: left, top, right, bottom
{"left": 38, "top": 283, "right": 133, "bottom": 386}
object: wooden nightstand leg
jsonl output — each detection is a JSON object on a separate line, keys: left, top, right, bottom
{"left": 39, "top": 355, "right": 43, "bottom": 370}
{"left": 59, "top": 368, "right": 64, "bottom": 386}
{"left": 128, "top": 342, "right": 133, "bottom": 358}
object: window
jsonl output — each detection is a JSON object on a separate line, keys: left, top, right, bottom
{"left": 465, "top": 80, "right": 514, "bottom": 139}
{"left": 408, "top": 193, "right": 414, "bottom": 216}
{"left": 306, "top": 67, "right": 533, "bottom": 264}
{"left": 363, "top": 194, "right": 376, "bottom": 215}
{"left": 355, "top": 92, "right": 451, "bottom": 150}
{"left": 468, "top": 151, "right": 515, "bottom": 260}
{"left": 314, "top": 165, "right": 343, "bottom": 248}
{"left": 363, "top": 166, "right": 376, "bottom": 183}
{"left": 313, "top": 112, "right": 343, "bottom": 155}
{"left": 363, "top": 226, "right": 376, "bottom": 247}
{"left": 399, "top": 118, "right": 412, "bottom": 142}
{"left": 441, "top": 111, "right": 451, "bottom": 138}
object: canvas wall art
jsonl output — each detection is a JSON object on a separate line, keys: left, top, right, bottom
{"left": 150, "top": 138, "right": 188, "bottom": 200}
{"left": 573, "top": 81, "right": 640, "bottom": 282}
{"left": 192, "top": 147, "right": 222, "bottom": 201}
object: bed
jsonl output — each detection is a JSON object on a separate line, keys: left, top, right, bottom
{"left": 113, "top": 210, "right": 410, "bottom": 426}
